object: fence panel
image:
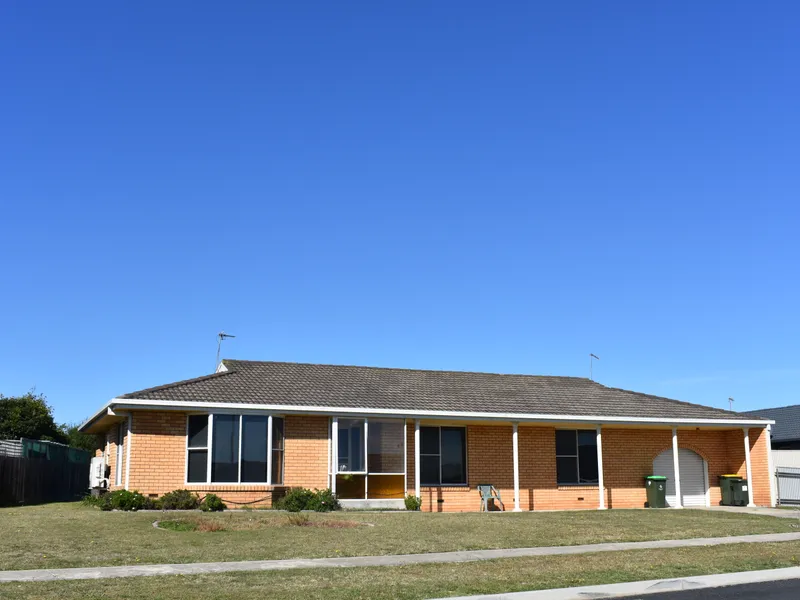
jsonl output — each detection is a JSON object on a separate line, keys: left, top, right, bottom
{"left": 776, "top": 466, "right": 800, "bottom": 506}
{"left": 0, "top": 455, "right": 88, "bottom": 507}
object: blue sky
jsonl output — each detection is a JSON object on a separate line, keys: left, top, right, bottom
{"left": 1, "top": 2, "right": 798, "bottom": 424}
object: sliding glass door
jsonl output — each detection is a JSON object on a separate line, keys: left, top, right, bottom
{"left": 334, "top": 418, "right": 406, "bottom": 499}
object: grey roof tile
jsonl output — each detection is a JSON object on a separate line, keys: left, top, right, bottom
{"left": 116, "top": 359, "right": 759, "bottom": 422}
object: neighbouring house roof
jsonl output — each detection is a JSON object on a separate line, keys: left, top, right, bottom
{"left": 94, "top": 359, "right": 763, "bottom": 426}
{"left": 741, "top": 405, "right": 800, "bottom": 443}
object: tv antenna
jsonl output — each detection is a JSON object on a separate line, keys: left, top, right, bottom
{"left": 216, "top": 331, "right": 236, "bottom": 369}
{"left": 589, "top": 353, "right": 600, "bottom": 380}
{"left": 728, "top": 397, "right": 735, "bottom": 411}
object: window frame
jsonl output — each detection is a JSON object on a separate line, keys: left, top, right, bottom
{"left": 184, "top": 413, "right": 285, "bottom": 486}
{"left": 555, "top": 429, "right": 598, "bottom": 486}
{"left": 419, "top": 425, "right": 468, "bottom": 487}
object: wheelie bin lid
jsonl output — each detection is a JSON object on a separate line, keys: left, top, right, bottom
{"left": 645, "top": 475, "right": 667, "bottom": 480}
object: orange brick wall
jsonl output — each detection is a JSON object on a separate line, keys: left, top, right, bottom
{"left": 107, "top": 411, "right": 330, "bottom": 507}
{"left": 406, "top": 423, "right": 772, "bottom": 512}
{"left": 104, "top": 411, "right": 772, "bottom": 511}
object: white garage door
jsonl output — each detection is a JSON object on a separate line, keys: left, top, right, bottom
{"left": 653, "top": 448, "right": 708, "bottom": 507}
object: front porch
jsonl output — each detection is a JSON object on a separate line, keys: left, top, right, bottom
{"left": 328, "top": 417, "right": 773, "bottom": 512}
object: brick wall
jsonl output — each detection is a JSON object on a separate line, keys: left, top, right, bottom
{"left": 106, "top": 411, "right": 772, "bottom": 512}
{"left": 111, "top": 411, "right": 329, "bottom": 507}
{"left": 406, "top": 423, "right": 772, "bottom": 512}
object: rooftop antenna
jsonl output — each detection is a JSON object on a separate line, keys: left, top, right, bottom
{"left": 589, "top": 354, "right": 600, "bottom": 380}
{"left": 216, "top": 331, "right": 236, "bottom": 370}
{"left": 728, "top": 397, "right": 735, "bottom": 411}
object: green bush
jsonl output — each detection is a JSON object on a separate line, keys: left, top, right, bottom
{"left": 275, "top": 487, "right": 340, "bottom": 512}
{"left": 159, "top": 489, "right": 200, "bottom": 510}
{"left": 200, "top": 494, "right": 226, "bottom": 512}
{"left": 404, "top": 494, "right": 421, "bottom": 511}
{"left": 99, "top": 490, "right": 149, "bottom": 511}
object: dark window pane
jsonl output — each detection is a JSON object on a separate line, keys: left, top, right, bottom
{"left": 577, "top": 430, "right": 596, "bottom": 449}
{"left": 367, "top": 419, "right": 404, "bottom": 473}
{"left": 555, "top": 430, "right": 577, "bottom": 456}
{"left": 272, "top": 417, "right": 284, "bottom": 451}
{"left": 441, "top": 427, "right": 466, "bottom": 484}
{"left": 578, "top": 446, "right": 598, "bottom": 483}
{"left": 420, "top": 427, "right": 440, "bottom": 454}
{"left": 556, "top": 456, "right": 579, "bottom": 484}
{"left": 187, "top": 450, "right": 207, "bottom": 483}
{"left": 212, "top": 415, "right": 239, "bottom": 482}
{"left": 337, "top": 419, "right": 364, "bottom": 472}
{"left": 421, "top": 455, "right": 440, "bottom": 485}
{"left": 271, "top": 450, "right": 284, "bottom": 485}
{"left": 241, "top": 415, "right": 268, "bottom": 483}
{"left": 188, "top": 415, "right": 208, "bottom": 448}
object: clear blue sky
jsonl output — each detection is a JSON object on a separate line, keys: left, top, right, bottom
{"left": 2, "top": 2, "right": 798, "bottom": 424}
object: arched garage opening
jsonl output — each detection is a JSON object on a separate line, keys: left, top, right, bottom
{"left": 653, "top": 448, "right": 710, "bottom": 507}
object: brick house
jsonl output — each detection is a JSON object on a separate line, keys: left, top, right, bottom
{"left": 80, "top": 359, "right": 775, "bottom": 511}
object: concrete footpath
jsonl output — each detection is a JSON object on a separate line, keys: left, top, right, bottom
{"left": 3, "top": 531, "right": 800, "bottom": 583}
{"left": 434, "top": 566, "right": 800, "bottom": 600}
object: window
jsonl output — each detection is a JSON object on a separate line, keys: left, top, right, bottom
{"left": 337, "top": 419, "right": 365, "bottom": 472}
{"left": 420, "top": 426, "right": 466, "bottom": 486}
{"left": 555, "top": 429, "right": 598, "bottom": 485}
{"left": 186, "top": 414, "right": 284, "bottom": 484}
{"left": 187, "top": 415, "right": 209, "bottom": 483}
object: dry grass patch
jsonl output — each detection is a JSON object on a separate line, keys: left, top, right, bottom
{"left": 158, "top": 513, "right": 364, "bottom": 532}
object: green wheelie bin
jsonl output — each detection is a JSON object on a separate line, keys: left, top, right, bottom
{"left": 645, "top": 475, "right": 667, "bottom": 508}
{"left": 720, "top": 474, "right": 740, "bottom": 506}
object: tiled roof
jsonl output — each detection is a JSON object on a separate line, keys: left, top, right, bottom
{"left": 116, "top": 359, "right": 758, "bottom": 422}
{"left": 742, "top": 405, "right": 800, "bottom": 442}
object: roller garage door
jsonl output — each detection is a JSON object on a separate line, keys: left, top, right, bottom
{"left": 653, "top": 448, "right": 708, "bottom": 507}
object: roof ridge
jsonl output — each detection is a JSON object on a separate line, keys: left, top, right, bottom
{"left": 119, "top": 371, "right": 235, "bottom": 399}
{"left": 222, "top": 358, "right": 593, "bottom": 381}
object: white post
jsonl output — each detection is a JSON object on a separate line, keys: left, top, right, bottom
{"left": 672, "top": 427, "right": 682, "bottom": 508}
{"left": 512, "top": 422, "right": 521, "bottom": 511}
{"left": 414, "top": 420, "right": 421, "bottom": 499}
{"left": 124, "top": 414, "right": 132, "bottom": 491}
{"left": 596, "top": 425, "right": 605, "bottom": 510}
{"left": 744, "top": 427, "right": 756, "bottom": 507}
{"left": 267, "top": 415, "right": 273, "bottom": 485}
{"left": 331, "top": 417, "right": 338, "bottom": 494}
{"left": 767, "top": 424, "right": 776, "bottom": 507}
{"left": 364, "top": 419, "right": 369, "bottom": 499}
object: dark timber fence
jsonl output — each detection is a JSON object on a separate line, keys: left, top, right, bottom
{"left": 0, "top": 441, "right": 90, "bottom": 506}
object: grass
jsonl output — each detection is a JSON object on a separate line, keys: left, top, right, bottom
{"left": 4, "top": 541, "right": 800, "bottom": 599}
{"left": 0, "top": 502, "right": 796, "bottom": 571}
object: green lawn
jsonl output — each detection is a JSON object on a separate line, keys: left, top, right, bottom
{"left": 4, "top": 541, "right": 800, "bottom": 599}
{"left": 1, "top": 503, "right": 795, "bottom": 571}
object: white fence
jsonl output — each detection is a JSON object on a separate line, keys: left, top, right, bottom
{"left": 774, "top": 451, "right": 800, "bottom": 506}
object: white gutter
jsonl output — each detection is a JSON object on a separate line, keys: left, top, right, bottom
{"left": 86, "top": 397, "right": 775, "bottom": 429}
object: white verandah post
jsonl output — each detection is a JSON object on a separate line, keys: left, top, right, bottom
{"left": 744, "top": 427, "right": 756, "bottom": 507}
{"left": 767, "top": 424, "right": 776, "bottom": 507}
{"left": 672, "top": 427, "right": 682, "bottom": 508}
{"left": 414, "top": 419, "right": 421, "bottom": 499}
{"left": 512, "top": 422, "right": 520, "bottom": 511}
{"left": 596, "top": 425, "right": 605, "bottom": 510}
{"left": 331, "top": 417, "right": 338, "bottom": 495}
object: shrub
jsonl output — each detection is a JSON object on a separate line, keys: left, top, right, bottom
{"left": 275, "top": 487, "right": 340, "bottom": 512}
{"left": 99, "top": 490, "right": 149, "bottom": 511}
{"left": 308, "top": 488, "right": 340, "bottom": 512}
{"left": 159, "top": 489, "right": 200, "bottom": 510}
{"left": 200, "top": 494, "right": 226, "bottom": 512}
{"left": 404, "top": 494, "right": 421, "bottom": 511}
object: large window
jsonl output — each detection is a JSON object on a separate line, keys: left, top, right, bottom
{"left": 420, "top": 426, "right": 467, "bottom": 486}
{"left": 186, "top": 414, "right": 284, "bottom": 484}
{"left": 334, "top": 418, "right": 406, "bottom": 500}
{"left": 555, "top": 429, "right": 598, "bottom": 485}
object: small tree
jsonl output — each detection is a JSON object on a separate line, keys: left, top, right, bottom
{"left": 0, "top": 392, "right": 66, "bottom": 443}
{"left": 58, "top": 422, "right": 101, "bottom": 453}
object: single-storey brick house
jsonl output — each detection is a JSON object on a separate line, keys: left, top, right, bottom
{"left": 80, "top": 359, "right": 775, "bottom": 511}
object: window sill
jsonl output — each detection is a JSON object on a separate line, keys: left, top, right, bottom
{"left": 420, "top": 484, "right": 469, "bottom": 489}
{"left": 185, "top": 483, "right": 286, "bottom": 489}
{"left": 558, "top": 484, "right": 599, "bottom": 490}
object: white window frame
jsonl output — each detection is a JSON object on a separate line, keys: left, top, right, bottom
{"left": 332, "top": 417, "right": 408, "bottom": 499}
{"left": 555, "top": 429, "right": 599, "bottom": 486}
{"left": 419, "top": 425, "right": 468, "bottom": 487}
{"left": 184, "top": 413, "right": 285, "bottom": 486}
